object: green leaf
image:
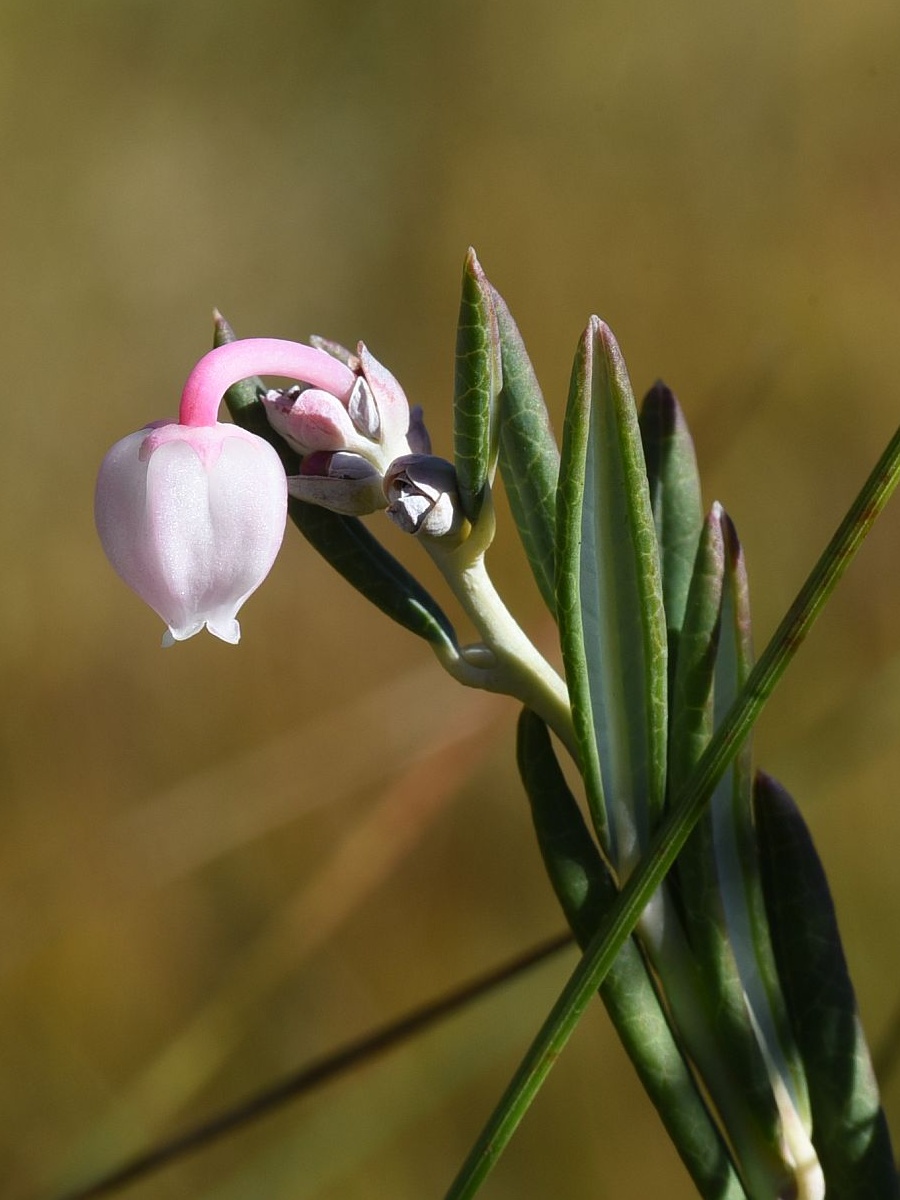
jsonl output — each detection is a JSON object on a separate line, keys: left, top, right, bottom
{"left": 638, "top": 381, "right": 704, "bottom": 690}
{"left": 444, "top": 418, "right": 900, "bottom": 1200}
{"left": 755, "top": 772, "right": 900, "bottom": 1197}
{"left": 214, "top": 314, "right": 458, "bottom": 652}
{"left": 517, "top": 709, "right": 746, "bottom": 1200}
{"left": 669, "top": 506, "right": 792, "bottom": 1187}
{"left": 492, "top": 287, "right": 560, "bottom": 617}
{"left": 453, "top": 248, "right": 501, "bottom": 524}
{"left": 668, "top": 504, "right": 725, "bottom": 795}
{"left": 554, "top": 330, "right": 606, "bottom": 845}
{"left": 709, "top": 518, "right": 813, "bottom": 1146}
{"left": 556, "top": 317, "right": 668, "bottom": 867}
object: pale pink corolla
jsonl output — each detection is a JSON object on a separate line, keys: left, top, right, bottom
{"left": 95, "top": 422, "right": 287, "bottom": 645}
{"left": 95, "top": 338, "right": 358, "bottom": 644}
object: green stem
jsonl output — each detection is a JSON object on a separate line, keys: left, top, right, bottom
{"left": 444, "top": 421, "right": 900, "bottom": 1199}
{"left": 424, "top": 498, "right": 578, "bottom": 762}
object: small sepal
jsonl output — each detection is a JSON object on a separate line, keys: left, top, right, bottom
{"left": 407, "top": 405, "right": 432, "bottom": 454}
{"left": 356, "top": 342, "right": 412, "bottom": 456}
{"left": 288, "top": 452, "right": 386, "bottom": 516}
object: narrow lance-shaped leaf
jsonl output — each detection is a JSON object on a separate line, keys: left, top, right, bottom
{"left": 214, "top": 315, "right": 458, "bottom": 652}
{"left": 669, "top": 505, "right": 795, "bottom": 1193}
{"left": 755, "top": 772, "right": 900, "bottom": 1198}
{"left": 555, "top": 324, "right": 604, "bottom": 847}
{"left": 668, "top": 504, "right": 725, "bottom": 795}
{"left": 492, "top": 285, "right": 560, "bottom": 617}
{"left": 453, "top": 248, "right": 501, "bottom": 524}
{"left": 714, "top": 516, "right": 817, "bottom": 1180}
{"left": 516, "top": 709, "right": 747, "bottom": 1200}
{"left": 556, "top": 317, "right": 667, "bottom": 869}
{"left": 638, "top": 381, "right": 704, "bottom": 692}
{"left": 668, "top": 504, "right": 727, "bottom": 924}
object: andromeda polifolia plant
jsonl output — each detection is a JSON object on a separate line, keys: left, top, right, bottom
{"left": 94, "top": 250, "right": 900, "bottom": 1198}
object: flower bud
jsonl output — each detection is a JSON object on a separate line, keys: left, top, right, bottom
{"left": 262, "top": 385, "right": 362, "bottom": 457}
{"left": 260, "top": 342, "right": 426, "bottom": 511}
{"left": 287, "top": 451, "right": 386, "bottom": 515}
{"left": 383, "top": 455, "right": 465, "bottom": 540}
{"left": 95, "top": 421, "right": 287, "bottom": 645}
{"left": 260, "top": 349, "right": 415, "bottom": 474}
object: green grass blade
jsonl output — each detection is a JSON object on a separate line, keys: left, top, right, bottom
{"left": 755, "top": 772, "right": 900, "bottom": 1197}
{"left": 215, "top": 316, "right": 458, "bottom": 652}
{"left": 453, "top": 248, "right": 501, "bottom": 524}
{"left": 493, "top": 288, "right": 560, "bottom": 617}
{"left": 556, "top": 317, "right": 668, "bottom": 868}
{"left": 517, "top": 709, "right": 746, "bottom": 1200}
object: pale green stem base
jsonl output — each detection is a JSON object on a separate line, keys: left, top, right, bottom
{"left": 422, "top": 495, "right": 578, "bottom": 763}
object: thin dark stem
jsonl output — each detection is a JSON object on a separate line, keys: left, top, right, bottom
{"left": 52, "top": 932, "right": 574, "bottom": 1200}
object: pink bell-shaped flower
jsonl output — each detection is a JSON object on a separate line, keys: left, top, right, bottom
{"left": 95, "top": 421, "right": 288, "bottom": 645}
{"left": 96, "top": 337, "right": 357, "bottom": 644}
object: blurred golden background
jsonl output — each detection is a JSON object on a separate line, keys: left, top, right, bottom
{"left": 3, "top": 1, "right": 900, "bottom": 1196}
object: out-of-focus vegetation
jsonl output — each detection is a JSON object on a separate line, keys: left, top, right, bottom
{"left": 3, "top": 1, "right": 900, "bottom": 1196}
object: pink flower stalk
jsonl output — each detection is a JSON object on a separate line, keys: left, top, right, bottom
{"left": 95, "top": 338, "right": 359, "bottom": 645}
{"left": 179, "top": 339, "right": 356, "bottom": 426}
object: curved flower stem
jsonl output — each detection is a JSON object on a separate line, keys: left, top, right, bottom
{"left": 442, "top": 418, "right": 900, "bottom": 1200}
{"left": 423, "top": 496, "right": 578, "bottom": 763}
{"left": 179, "top": 339, "right": 356, "bottom": 427}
